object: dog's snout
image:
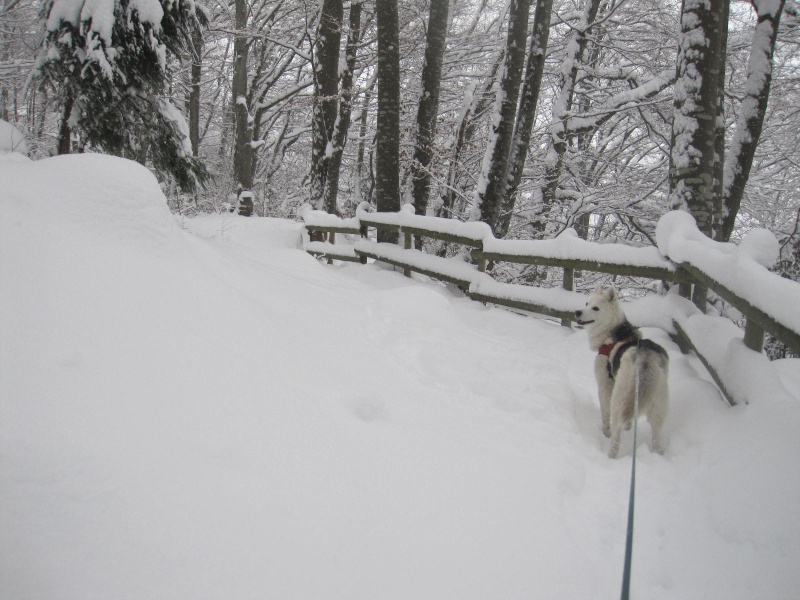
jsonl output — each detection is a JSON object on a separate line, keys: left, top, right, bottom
{"left": 575, "top": 309, "right": 582, "bottom": 318}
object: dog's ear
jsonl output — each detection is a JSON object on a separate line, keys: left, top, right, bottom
{"left": 593, "top": 283, "right": 604, "bottom": 294}
{"left": 606, "top": 287, "right": 619, "bottom": 302}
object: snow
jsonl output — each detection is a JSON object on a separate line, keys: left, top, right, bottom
{"left": 3, "top": 155, "right": 800, "bottom": 599}
{"left": 483, "top": 227, "right": 679, "bottom": 270}
{"left": 0, "top": 119, "right": 28, "bottom": 155}
{"left": 300, "top": 202, "right": 362, "bottom": 230}
{"left": 159, "top": 99, "right": 193, "bottom": 155}
{"left": 47, "top": 0, "right": 165, "bottom": 40}
{"left": 677, "top": 314, "right": 795, "bottom": 406}
{"left": 357, "top": 202, "right": 492, "bottom": 242}
{"left": 355, "top": 239, "right": 485, "bottom": 285}
{"left": 657, "top": 210, "right": 800, "bottom": 333}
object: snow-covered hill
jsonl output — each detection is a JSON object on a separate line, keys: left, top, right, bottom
{"left": 2, "top": 154, "right": 799, "bottom": 599}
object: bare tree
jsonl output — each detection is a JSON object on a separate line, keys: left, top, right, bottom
{"left": 721, "top": 0, "right": 786, "bottom": 241}
{"left": 322, "top": 0, "right": 364, "bottom": 215}
{"left": 495, "top": 0, "right": 555, "bottom": 238}
{"left": 472, "top": 0, "right": 532, "bottom": 231}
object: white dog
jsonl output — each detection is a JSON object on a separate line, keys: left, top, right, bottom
{"left": 574, "top": 285, "right": 669, "bottom": 458}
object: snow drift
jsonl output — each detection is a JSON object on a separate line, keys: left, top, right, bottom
{"left": 2, "top": 154, "right": 800, "bottom": 599}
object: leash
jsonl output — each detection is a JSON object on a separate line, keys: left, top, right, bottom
{"left": 620, "top": 340, "right": 640, "bottom": 600}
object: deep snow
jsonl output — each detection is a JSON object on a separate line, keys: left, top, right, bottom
{"left": 2, "top": 154, "right": 800, "bottom": 599}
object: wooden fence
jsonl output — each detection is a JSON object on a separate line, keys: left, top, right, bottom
{"left": 301, "top": 205, "right": 800, "bottom": 407}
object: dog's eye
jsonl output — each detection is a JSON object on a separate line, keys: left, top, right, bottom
{"left": 592, "top": 306, "right": 599, "bottom": 311}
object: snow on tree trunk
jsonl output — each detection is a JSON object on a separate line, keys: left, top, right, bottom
{"left": 471, "top": 0, "right": 531, "bottom": 232}
{"left": 713, "top": 0, "right": 729, "bottom": 239}
{"left": 375, "top": 0, "right": 401, "bottom": 243}
{"left": 439, "top": 54, "right": 502, "bottom": 220}
{"left": 233, "top": 0, "right": 253, "bottom": 215}
{"left": 322, "top": 0, "right": 362, "bottom": 216}
{"left": 496, "top": 0, "right": 554, "bottom": 238}
{"left": 309, "top": 0, "right": 343, "bottom": 211}
{"left": 669, "top": 0, "right": 728, "bottom": 238}
{"left": 355, "top": 85, "right": 375, "bottom": 206}
{"left": 410, "top": 0, "right": 450, "bottom": 217}
{"left": 721, "top": 0, "right": 785, "bottom": 242}
{"left": 538, "top": 0, "right": 602, "bottom": 236}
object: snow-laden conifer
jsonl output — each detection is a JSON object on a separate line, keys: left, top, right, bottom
{"left": 34, "top": 0, "right": 209, "bottom": 191}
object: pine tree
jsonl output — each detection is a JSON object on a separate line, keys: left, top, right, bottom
{"left": 35, "top": 0, "right": 209, "bottom": 192}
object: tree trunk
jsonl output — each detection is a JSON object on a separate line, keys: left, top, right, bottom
{"left": 496, "top": 0, "right": 554, "bottom": 237}
{"left": 309, "top": 0, "right": 343, "bottom": 210}
{"left": 58, "top": 93, "right": 73, "bottom": 155}
{"left": 355, "top": 84, "right": 374, "bottom": 206}
{"left": 410, "top": 0, "right": 450, "bottom": 217}
{"left": 375, "top": 0, "right": 401, "bottom": 242}
{"left": 712, "top": 0, "right": 730, "bottom": 241}
{"left": 232, "top": 0, "right": 254, "bottom": 215}
{"left": 721, "top": 0, "right": 785, "bottom": 242}
{"left": 188, "top": 25, "right": 203, "bottom": 157}
{"left": 669, "top": 0, "right": 728, "bottom": 238}
{"left": 323, "top": 0, "right": 363, "bottom": 215}
{"left": 473, "top": 0, "right": 531, "bottom": 232}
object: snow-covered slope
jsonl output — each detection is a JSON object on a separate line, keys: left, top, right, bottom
{"left": 2, "top": 154, "right": 799, "bottom": 599}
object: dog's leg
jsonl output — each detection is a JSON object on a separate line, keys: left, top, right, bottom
{"left": 608, "top": 361, "right": 636, "bottom": 459}
{"left": 608, "top": 424, "right": 623, "bottom": 458}
{"left": 647, "top": 383, "right": 669, "bottom": 455}
{"left": 594, "top": 355, "right": 613, "bottom": 438}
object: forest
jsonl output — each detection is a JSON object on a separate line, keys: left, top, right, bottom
{"left": 1, "top": 0, "right": 799, "bottom": 286}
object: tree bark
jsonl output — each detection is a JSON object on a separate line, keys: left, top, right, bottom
{"left": 232, "top": 0, "right": 254, "bottom": 215}
{"left": 721, "top": 0, "right": 785, "bottom": 242}
{"left": 712, "top": 0, "right": 730, "bottom": 241}
{"left": 57, "top": 93, "right": 73, "bottom": 155}
{"left": 309, "top": 0, "right": 343, "bottom": 210}
{"left": 473, "top": 0, "right": 532, "bottom": 232}
{"left": 188, "top": 25, "right": 203, "bottom": 157}
{"left": 410, "top": 0, "right": 450, "bottom": 216}
{"left": 323, "top": 0, "right": 362, "bottom": 215}
{"left": 375, "top": 0, "right": 401, "bottom": 242}
{"left": 496, "top": 0, "right": 554, "bottom": 238}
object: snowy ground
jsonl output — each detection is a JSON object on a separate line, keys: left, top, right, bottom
{"left": 2, "top": 154, "right": 800, "bottom": 600}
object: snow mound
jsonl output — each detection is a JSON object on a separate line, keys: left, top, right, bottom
{"left": 739, "top": 228, "right": 779, "bottom": 268}
{"left": 0, "top": 153, "right": 178, "bottom": 251}
{"left": 0, "top": 119, "right": 27, "bottom": 155}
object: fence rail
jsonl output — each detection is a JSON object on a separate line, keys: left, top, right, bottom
{"left": 301, "top": 204, "right": 800, "bottom": 406}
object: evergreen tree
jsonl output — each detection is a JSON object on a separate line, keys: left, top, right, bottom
{"left": 35, "top": 0, "right": 209, "bottom": 192}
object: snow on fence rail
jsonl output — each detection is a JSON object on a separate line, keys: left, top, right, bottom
{"left": 301, "top": 204, "right": 800, "bottom": 406}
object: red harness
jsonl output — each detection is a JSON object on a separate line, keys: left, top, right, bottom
{"left": 598, "top": 336, "right": 639, "bottom": 357}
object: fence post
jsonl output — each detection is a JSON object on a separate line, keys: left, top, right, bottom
{"left": 561, "top": 267, "right": 574, "bottom": 327}
{"left": 744, "top": 319, "right": 765, "bottom": 353}
{"left": 359, "top": 223, "right": 368, "bottom": 264}
{"left": 478, "top": 249, "right": 487, "bottom": 273}
{"left": 404, "top": 230, "right": 413, "bottom": 277}
{"left": 327, "top": 231, "right": 335, "bottom": 265}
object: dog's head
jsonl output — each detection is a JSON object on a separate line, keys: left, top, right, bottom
{"left": 574, "top": 284, "right": 626, "bottom": 334}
